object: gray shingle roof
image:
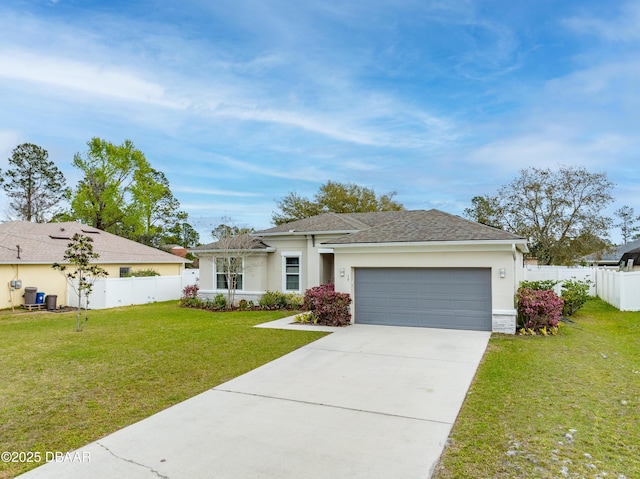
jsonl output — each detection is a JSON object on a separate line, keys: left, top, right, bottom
{"left": 0, "top": 221, "right": 188, "bottom": 264}
{"left": 191, "top": 234, "right": 274, "bottom": 252}
{"left": 582, "top": 238, "right": 640, "bottom": 264}
{"left": 324, "top": 210, "right": 525, "bottom": 244}
{"left": 255, "top": 209, "right": 525, "bottom": 244}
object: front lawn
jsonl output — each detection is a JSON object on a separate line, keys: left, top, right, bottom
{"left": 0, "top": 302, "right": 326, "bottom": 478}
{"left": 434, "top": 298, "right": 640, "bottom": 478}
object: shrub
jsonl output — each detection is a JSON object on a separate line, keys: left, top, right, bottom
{"left": 303, "top": 283, "right": 352, "bottom": 326}
{"left": 126, "top": 268, "right": 160, "bottom": 277}
{"left": 517, "top": 287, "right": 564, "bottom": 334}
{"left": 519, "top": 279, "right": 559, "bottom": 291}
{"left": 180, "top": 284, "right": 201, "bottom": 307}
{"left": 238, "top": 299, "right": 249, "bottom": 310}
{"left": 259, "top": 290, "right": 279, "bottom": 309}
{"left": 213, "top": 293, "right": 228, "bottom": 310}
{"left": 285, "top": 293, "right": 304, "bottom": 310}
{"left": 561, "top": 278, "right": 591, "bottom": 316}
{"left": 259, "top": 290, "right": 290, "bottom": 309}
{"left": 293, "top": 311, "right": 318, "bottom": 324}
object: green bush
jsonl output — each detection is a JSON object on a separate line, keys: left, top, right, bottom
{"left": 123, "top": 268, "right": 160, "bottom": 277}
{"left": 213, "top": 293, "right": 228, "bottom": 310}
{"left": 293, "top": 311, "right": 318, "bottom": 324}
{"left": 285, "top": 293, "right": 304, "bottom": 309}
{"left": 519, "top": 279, "right": 558, "bottom": 291}
{"left": 259, "top": 290, "right": 291, "bottom": 309}
{"left": 561, "top": 278, "right": 591, "bottom": 316}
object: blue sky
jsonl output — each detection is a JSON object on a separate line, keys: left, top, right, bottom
{"left": 0, "top": 0, "right": 638, "bottom": 244}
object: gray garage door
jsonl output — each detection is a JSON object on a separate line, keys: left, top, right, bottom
{"left": 354, "top": 268, "right": 492, "bottom": 330}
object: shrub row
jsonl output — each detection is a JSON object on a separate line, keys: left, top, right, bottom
{"left": 181, "top": 283, "right": 352, "bottom": 327}
{"left": 180, "top": 285, "right": 303, "bottom": 312}
{"left": 517, "top": 277, "right": 591, "bottom": 335}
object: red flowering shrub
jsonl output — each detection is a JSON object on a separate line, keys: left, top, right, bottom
{"left": 517, "top": 287, "right": 564, "bottom": 333}
{"left": 303, "top": 283, "right": 352, "bottom": 326}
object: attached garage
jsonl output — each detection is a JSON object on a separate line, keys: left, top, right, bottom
{"left": 354, "top": 267, "right": 492, "bottom": 331}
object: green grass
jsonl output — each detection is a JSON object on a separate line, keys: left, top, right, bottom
{"left": 433, "top": 298, "right": 640, "bottom": 479}
{"left": 0, "top": 302, "right": 326, "bottom": 478}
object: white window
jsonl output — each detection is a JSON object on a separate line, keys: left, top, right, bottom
{"left": 215, "top": 257, "right": 243, "bottom": 290}
{"left": 282, "top": 252, "right": 302, "bottom": 292}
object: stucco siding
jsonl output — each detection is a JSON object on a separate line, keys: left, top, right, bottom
{"left": 1, "top": 262, "right": 185, "bottom": 310}
{"left": 331, "top": 243, "right": 523, "bottom": 332}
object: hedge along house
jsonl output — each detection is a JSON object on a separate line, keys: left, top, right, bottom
{"left": 191, "top": 209, "right": 529, "bottom": 333}
{"left": 0, "top": 221, "right": 188, "bottom": 310}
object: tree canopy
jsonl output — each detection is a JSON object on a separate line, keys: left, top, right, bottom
{"left": 272, "top": 180, "right": 403, "bottom": 225}
{"left": 614, "top": 206, "right": 640, "bottom": 244}
{"left": 464, "top": 166, "right": 614, "bottom": 265}
{"left": 1, "top": 143, "right": 68, "bottom": 222}
{"left": 66, "top": 138, "right": 197, "bottom": 247}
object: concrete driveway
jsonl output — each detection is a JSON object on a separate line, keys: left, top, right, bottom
{"left": 19, "top": 323, "right": 490, "bottom": 479}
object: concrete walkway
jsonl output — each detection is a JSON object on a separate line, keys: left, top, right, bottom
{"left": 20, "top": 324, "right": 490, "bottom": 479}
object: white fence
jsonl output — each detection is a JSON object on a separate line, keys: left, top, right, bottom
{"left": 596, "top": 269, "right": 640, "bottom": 311}
{"left": 67, "top": 269, "right": 200, "bottom": 310}
{"left": 523, "top": 266, "right": 598, "bottom": 296}
{"left": 523, "top": 265, "right": 640, "bottom": 311}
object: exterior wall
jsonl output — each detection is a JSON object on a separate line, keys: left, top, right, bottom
{"left": 2, "top": 264, "right": 68, "bottom": 310}
{"left": 255, "top": 234, "right": 346, "bottom": 292}
{"left": 331, "top": 243, "right": 524, "bottom": 333}
{"left": 196, "top": 252, "right": 270, "bottom": 302}
{"left": 1, "top": 262, "right": 185, "bottom": 310}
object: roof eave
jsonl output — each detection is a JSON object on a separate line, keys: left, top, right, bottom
{"left": 252, "top": 230, "right": 358, "bottom": 237}
{"left": 323, "top": 239, "right": 529, "bottom": 252}
{"left": 190, "top": 247, "right": 276, "bottom": 255}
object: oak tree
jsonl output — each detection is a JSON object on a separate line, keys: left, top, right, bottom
{"left": 272, "top": 180, "right": 403, "bottom": 225}
{"left": 467, "top": 166, "right": 613, "bottom": 265}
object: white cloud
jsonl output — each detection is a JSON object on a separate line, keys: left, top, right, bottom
{"left": 0, "top": 49, "right": 187, "bottom": 109}
{"left": 564, "top": 1, "right": 640, "bottom": 42}
{"left": 173, "top": 186, "right": 262, "bottom": 197}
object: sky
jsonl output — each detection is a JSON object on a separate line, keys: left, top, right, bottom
{"left": 0, "top": 0, "right": 638, "bottom": 244}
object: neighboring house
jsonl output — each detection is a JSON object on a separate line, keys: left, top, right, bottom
{"left": 583, "top": 239, "right": 640, "bottom": 267}
{"left": 620, "top": 246, "right": 640, "bottom": 271}
{"left": 191, "top": 209, "right": 528, "bottom": 333}
{"left": 0, "top": 221, "right": 188, "bottom": 309}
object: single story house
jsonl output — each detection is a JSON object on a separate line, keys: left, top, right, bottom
{"left": 620, "top": 246, "right": 640, "bottom": 271}
{"left": 0, "top": 221, "right": 188, "bottom": 309}
{"left": 191, "top": 209, "right": 528, "bottom": 333}
{"left": 582, "top": 238, "right": 640, "bottom": 267}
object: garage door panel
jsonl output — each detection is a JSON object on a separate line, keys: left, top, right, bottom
{"left": 355, "top": 268, "right": 491, "bottom": 331}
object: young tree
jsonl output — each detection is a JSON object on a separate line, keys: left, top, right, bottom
{"left": 209, "top": 220, "right": 260, "bottom": 306}
{"left": 1, "top": 143, "right": 68, "bottom": 222}
{"left": 272, "top": 180, "right": 403, "bottom": 225}
{"left": 52, "top": 234, "right": 108, "bottom": 331}
{"left": 470, "top": 166, "right": 613, "bottom": 265}
{"left": 614, "top": 205, "right": 640, "bottom": 244}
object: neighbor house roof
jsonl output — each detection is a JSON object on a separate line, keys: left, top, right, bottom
{"left": 582, "top": 238, "right": 640, "bottom": 265}
{"left": 253, "top": 209, "right": 527, "bottom": 249}
{"left": 620, "top": 246, "right": 640, "bottom": 265}
{"left": 190, "top": 234, "right": 276, "bottom": 253}
{"left": 0, "top": 221, "right": 188, "bottom": 264}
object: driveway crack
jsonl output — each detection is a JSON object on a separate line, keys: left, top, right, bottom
{"left": 214, "top": 388, "right": 452, "bottom": 425}
{"left": 97, "top": 442, "right": 170, "bottom": 479}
